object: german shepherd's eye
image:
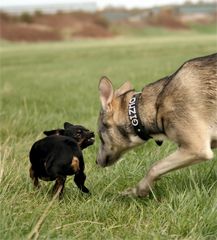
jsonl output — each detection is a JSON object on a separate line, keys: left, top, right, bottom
{"left": 99, "top": 131, "right": 105, "bottom": 145}
{"left": 102, "top": 121, "right": 110, "bottom": 130}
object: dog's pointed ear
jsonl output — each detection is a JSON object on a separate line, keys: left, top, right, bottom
{"left": 99, "top": 76, "right": 114, "bottom": 111}
{"left": 43, "top": 129, "right": 64, "bottom": 136}
{"left": 64, "top": 122, "right": 73, "bottom": 129}
{"left": 115, "top": 81, "right": 134, "bottom": 97}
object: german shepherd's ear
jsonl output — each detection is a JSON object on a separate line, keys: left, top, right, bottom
{"left": 115, "top": 81, "right": 134, "bottom": 97}
{"left": 43, "top": 129, "right": 65, "bottom": 136}
{"left": 99, "top": 76, "right": 114, "bottom": 111}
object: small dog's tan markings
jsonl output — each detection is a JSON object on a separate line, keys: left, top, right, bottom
{"left": 71, "top": 157, "right": 80, "bottom": 172}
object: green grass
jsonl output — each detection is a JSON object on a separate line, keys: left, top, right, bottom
{"left": 111, "top": 23, "right": 217, "bottom": 37}
{"left": 190, "top": 23, "right": 217, "bottom": 35}
{"left": 1, "top": 33, "right": 217, "bottom": 239}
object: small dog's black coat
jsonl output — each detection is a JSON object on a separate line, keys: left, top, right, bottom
{"left": 29, "top": 122, "right": 94, "bottom": 197}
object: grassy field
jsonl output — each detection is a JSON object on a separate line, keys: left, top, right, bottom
{"left": 1, "top": 33, "right": 217, "bottom": 239}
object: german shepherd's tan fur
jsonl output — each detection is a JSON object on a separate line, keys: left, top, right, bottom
{"left": 97, "top": 53, "right": 217, "bottom": 197}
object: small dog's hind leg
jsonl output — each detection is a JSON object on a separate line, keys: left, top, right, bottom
{"left": 29, "top": 166, "right": 40, "bottom": 188}
{"left": 53, "top": 176, "right": 66, "bottom": 198}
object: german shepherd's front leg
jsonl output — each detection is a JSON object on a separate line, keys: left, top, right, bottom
{"left": 122, "top": 146, "right": 213, "bottom": 197}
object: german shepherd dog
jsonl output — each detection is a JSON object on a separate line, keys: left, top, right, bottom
{"left": 97, "top": 53, "right": 217, "bottom": 197}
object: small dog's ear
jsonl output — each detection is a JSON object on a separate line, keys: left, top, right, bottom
{"left": 43, "top": 129, "right": 64, "bottom": 136}
{"left": 64, "top": 122, "right": 74, "bottom": 129}
{"left": 99, "top": 76, "right": 114, "bottom": 111}
{"left": 115, "top": 81, "right": 134, "bottom": 97}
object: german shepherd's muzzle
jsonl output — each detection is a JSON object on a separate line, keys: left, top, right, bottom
{"left": 97, "top": 53, "right": 217, "bottom": 197}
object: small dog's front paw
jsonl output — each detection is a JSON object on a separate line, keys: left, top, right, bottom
{"left": 81, "top": 186, "right": 90, "bottom": 194}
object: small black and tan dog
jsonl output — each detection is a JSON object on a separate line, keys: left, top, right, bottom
{"left": 29, "top": 122, "right": 94, "bottom": 197}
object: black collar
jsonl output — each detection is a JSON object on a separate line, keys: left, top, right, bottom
{"left": 128, "top": 93, "right": 151, "bottom": 141}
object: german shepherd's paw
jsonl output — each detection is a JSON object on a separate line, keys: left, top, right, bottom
{"left": 121, "top": 186, "right": 150, "bottom": 197}
{"left": 120, "top": 187, "right": 138, "bottom": 197}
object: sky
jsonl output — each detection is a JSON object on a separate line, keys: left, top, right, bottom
{"left": 0, "top": 0, "right": 215, "bottom": 9}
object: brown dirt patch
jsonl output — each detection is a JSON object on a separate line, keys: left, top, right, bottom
{"left": 1, "top": 22, "right": 61, "bottom": 42}
{"left": 0, "top": 11, "right": 113, "bottom": 42}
